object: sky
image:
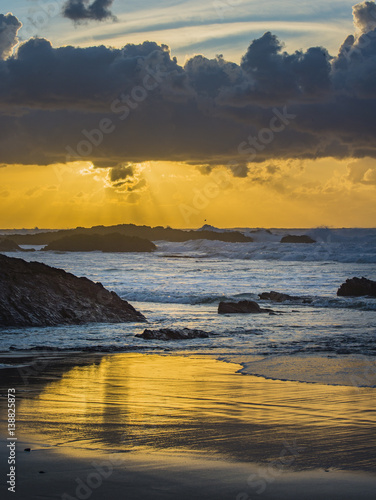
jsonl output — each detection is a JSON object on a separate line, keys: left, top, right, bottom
{"left": 0, "top": 0, "right": 376, "bottom": 228}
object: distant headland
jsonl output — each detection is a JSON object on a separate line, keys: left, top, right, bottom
{"left": 1, "top": 223, "right": 254, "bottom": 247}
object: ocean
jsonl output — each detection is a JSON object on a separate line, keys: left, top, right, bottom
{"left": 0, "top": 227, "right": 375, "bottom": 388}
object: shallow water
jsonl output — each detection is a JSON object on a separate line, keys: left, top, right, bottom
{"left": 8, "top": 353, "right": 376, "bottom": 472}
{"left": 0, "top": 227, "right": 375, "bottom": 386}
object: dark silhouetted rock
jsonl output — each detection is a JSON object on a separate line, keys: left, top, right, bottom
{"left": 280, "top": 235, "right": 316, "bottom": 243}
{"left": 259, "top": 291, "right": 312, "bottom": 304}
{"left": 0, "top": 239, "right": 21, "bottom": 252}
{"left": 0, "top": 238, "right": 34, "bottom": 252}
{"left": 250, "top": 229, "right": 272, "bottom": 234}
{"left": 337, "top": 277, "right": 376, "bottom": 297}
{"left": 135, "top": 328, "right": 210, "bottom": 340}
{"left": 7, "top": 224, "right": 253, "bottom": 245}
{"left": 0, "top": 254, "right": 146, "bottom": 327}
{"left": 42, "top": 233, "right": 156, "bottom": 252}
{"left": 218, "top": 300, "right": 273, "bottom": 314}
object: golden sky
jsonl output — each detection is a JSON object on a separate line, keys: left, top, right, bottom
{"left": 1, "top": 1, "right": 376, "bottom": 229}
{"left": 1, "top": 158, "right": 375, "bottom": 228}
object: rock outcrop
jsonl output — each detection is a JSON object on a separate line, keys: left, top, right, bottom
{"left": 7, "top": 224, "right": 253, "bottom": 245}
{"left": 135, "top": 328, "right": 210, "bottom": 340}
{"left": 42, "top": 233, "right": 156, "bottom": 252}
{"left": 0, "top": 239, "right": 33, "bottom": 252}
{"left": 337, "top": 277, "right": 376, "bottom": 297}
{"left": 280, "top": 235, "right": 316, "bottom": 243}
{"left": 218, "top": 300, "right": 273, "bottom": 314}
{"left": 0, "top": 254, "right": 146, "bottom": 327}
{"left": 259, "top": 291, "right": 312, "bottom": 304}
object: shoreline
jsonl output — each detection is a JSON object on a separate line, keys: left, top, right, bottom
{"left": 1, "top": 347, "right": 376, "bottom": 388}
{"left": 1, "top": 352, "right": 376, "bottom": 498}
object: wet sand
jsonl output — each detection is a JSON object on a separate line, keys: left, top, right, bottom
{"left": 1, "top": 353, "right": 375, "bottom": 499}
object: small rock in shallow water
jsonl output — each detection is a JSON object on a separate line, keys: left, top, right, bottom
{"left": 242, "top": 329, "right": 263, "bottom": 335}
{"left": 259, "top": 291, "right": 312, "bottom": 304}
{"left": 337, "top": 277, "right": 376, "bottom": 297}
{"left": 280, "top": 235, "right": 316, "bottom": 243}
{"left": 218, "top": 300, "right": 273, "bottom": 314}
{"left": 135, "top": 328, "right": 210, "bottom": 340}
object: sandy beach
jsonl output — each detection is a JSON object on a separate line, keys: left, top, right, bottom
{"left": 1, "top": 353, "right": 375, "bottom": 499}
{"left": 2, "top": 0, "right": 376, "bottom": 496}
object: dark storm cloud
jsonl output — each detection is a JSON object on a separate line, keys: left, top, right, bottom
{"left": 110, "top": 164, "right": 134, "bottom": 182}
{"left": 0, "top": 39, "right": 178, "bottom": 110}
{"left": 0, "top": 13, "right": 22, "bottom": 60}
{"left": 332, "top": 26, "right": 376, "bottom": 97}
{"left": 63, "top": 0, "right": 116, "bottom": 23}
{"left": 2, "top": 2, "right": 376, "bottom": 171}
{"left": 239, "top": 32, "right": 332, "bottom": 102}
{"left": 107, "top": 164, "right": 146, "bottom": 193}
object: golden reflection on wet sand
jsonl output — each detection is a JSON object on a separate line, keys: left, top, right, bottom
{"left": 16, "top": 354, "right": 376, "bottom": 470}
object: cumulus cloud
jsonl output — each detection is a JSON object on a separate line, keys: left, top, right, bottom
{"left": 238, "top": 32, "right": 331, "bottom": 103}
{"left": 353, "top": 1, "right": 376, "bottom": 33}
{"left": 0, "top": 39, "right": 178, "bottom": 111}
{"left": 348, "top": 158, "right": 376, "bottom": 184}
{"left": 1, "top": 4, "right": 376, "bottom": 175}
{"left": 0, "top": 13, "right": 22, "bottom": 60}
{"left": 62, "top": 0, "right": 116, "bottom": 23}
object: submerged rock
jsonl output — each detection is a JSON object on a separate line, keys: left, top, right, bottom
{"left": 259, "top": 291, "right": 312, "bottom": 304}
{"left": 280, "top": 235, "right": 316, "bottom": 243}
{"left": 218, "top": 300, "right": 273, "bottom": 314}
{"left": 0, "top": 254, "right": 146, "bottom": 327}
{"left": 135, "top": 328, "right": 210, "bottom": 340}
{"left": 337, "top": 277, "right": 376, "bottom": 297}
{"left": 42, "top": 233, "right": 156, "bottom": 253}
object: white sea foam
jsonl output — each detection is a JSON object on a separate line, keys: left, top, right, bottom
{"left": 218, "top": 354, "right": 376, "bottom": 387}
{"left": 154, "top": 227, "right": 376, "bottom": 263}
